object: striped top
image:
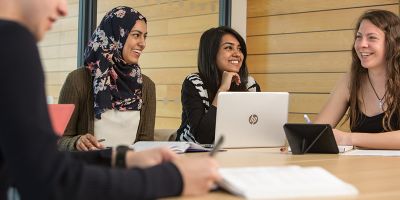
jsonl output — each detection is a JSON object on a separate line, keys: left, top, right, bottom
{"left": 176, "top": 73, "right": 260, "bottom": 144}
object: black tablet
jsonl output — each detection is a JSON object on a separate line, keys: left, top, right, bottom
{"left": 283, "top": 123, "right": 339, "bottom": 154}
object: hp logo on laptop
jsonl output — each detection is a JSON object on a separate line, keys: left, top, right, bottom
{"left": 248, "top": 114, "right": 258, "bottom": 125}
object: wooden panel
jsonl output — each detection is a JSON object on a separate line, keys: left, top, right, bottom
{"left": 97, "top": 0, "right": 175, "bottom": 13}
{"left": 142, "top": 67, "right": 197, "bottom": 85}
{"left": 97, "top": 0, "right": 218, "bottom": 21}
{"left": 39, "top": 44, "right": 77, "bottom": 59}
{"left": 44, "top": 72, "right": 69, "bottom": 85}
{"left": 39, "top": 30, "right": 77, "bottom": 47}
{"left": 140, "top": 50, "right": 197, "bottom": 69}
{"left": 247, "top": 51, "right": 351, "bottom": 73}
{"left": 43, "top": 58, "right": 77, "bottom": 72}
{"left": 145, "top": 33, "right": 201, "bottom": 52}
{"left": 97, "top": 0, "right": 177, "bottom": 13}
{"left": 102, "top": 14, "right": 219, "bottom": 37}
{"left": 247, "top": 0, "right": 398, "bottom": 17}
{"left": 66, "top": 3, "right": 79, "bottom": 17}
{"left": 253, "top": 73, "right": 343, "bottom": 93}
{"left": 155, "top": 117, "right": 181, "bottom": 129}
{"left": 68, "top": 0, "right": 79, "bottom": 4}
{"left": 156, "top": 85, "right": 182, "bottom": 101}
{"left": 46, "top": 85, "right": 63, "bottom": 98}
{"left": 247, "top": 30, "right": 354, "bottom": 54}
{"left": 148, "top": 14, "right": 218, "bottom": 36}
{"left": 156, "top": 101, "right": 182, "bottom": 118}
{"left": 247, "top": 5, "right": 398, "bottom": 36}
{"left": 51, "top": 16, "right": 78, "bottom": 33}
{"left": 289, "top": 93, "right": 329, "bottom": 114}
{"left": 139, "top": 0, "right": 218, "bottom": 21}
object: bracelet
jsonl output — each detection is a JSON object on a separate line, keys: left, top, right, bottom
{"left": 115, "top": 145, "right": 130, "bottom": 168}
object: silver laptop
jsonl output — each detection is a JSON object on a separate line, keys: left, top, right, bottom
{"left": 215, "top": 92, "right": 289, "bottom": 148}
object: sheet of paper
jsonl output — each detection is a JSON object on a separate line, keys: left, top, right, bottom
{"left": 130, "top": 141, "right": 190, "bottom": 153}
{"left": 342, "top": 149, "right": 400, "bottom": 156}
{"left": 130, "top": 141, "right": 210, "bottom": 153}
{"left": 219, "top": 166, "right": 358, "bottom": 199}
{"left": 338, "top": 145, "right": 354, "bottom": 153}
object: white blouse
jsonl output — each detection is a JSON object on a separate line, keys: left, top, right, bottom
{"left": 94, "top": 109, "right": 140, "bottom": 148}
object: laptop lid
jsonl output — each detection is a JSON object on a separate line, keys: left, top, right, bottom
{"left": 215, "top": 92, "right": 289, "bottom": 148}
{"left": 47, "top": 104, "right": 75, "bottom": 136}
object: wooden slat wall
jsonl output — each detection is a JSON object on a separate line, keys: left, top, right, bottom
{"left": 40, "top": 0, "right": 219, "bottom": 130}
{"left": 39, "top": 0, "right": 79, "bottom": 105}
{"left": 247, "top": 0, "right": 399, "bottom": 130}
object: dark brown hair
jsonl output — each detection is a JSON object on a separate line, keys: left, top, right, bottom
{"left": 197, "top": 26, "right": 249, "bottom": 101}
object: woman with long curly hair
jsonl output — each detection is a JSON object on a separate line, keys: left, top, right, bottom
{"left": 315, "top": 9, "right": 400, "bottom": 149}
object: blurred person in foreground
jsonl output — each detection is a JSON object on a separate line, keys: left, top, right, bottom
{"left": 0, "top": 0, "right": 220, "bottom": 199}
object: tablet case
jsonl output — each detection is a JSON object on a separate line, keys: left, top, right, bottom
{"left": 283, "top": 123, "right": 339, "bottom": 154}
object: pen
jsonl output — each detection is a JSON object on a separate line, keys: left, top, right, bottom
{"left": 209, "top": 135, "right": 224, "bottom": 157}
{"left": 303, "top": 114, "right": 312, "bottom": 124}
{"left": 97, "top": 139, "right": 105, "bottom": 143}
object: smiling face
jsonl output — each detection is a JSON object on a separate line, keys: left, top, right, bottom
{"left": 354, "top": 19, "right": 387, "bottom": 70}
{"left": 122, "top": 20, "right": 147, "bottom": 64}
{"left": 19, "top": 0, "right": 68, "bottom": 41}
{"left": 216, "top": 34, "right": 243, "bottom": 73}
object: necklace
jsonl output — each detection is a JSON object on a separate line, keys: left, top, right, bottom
{"left": 367, "top": 73, "right": 387, "bottom": 110}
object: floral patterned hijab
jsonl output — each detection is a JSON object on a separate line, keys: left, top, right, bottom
{"left": 84, "top": 6, "right": 146, "bottom": 119}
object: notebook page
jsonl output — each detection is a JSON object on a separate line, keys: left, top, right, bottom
{"left": 187, "top": 142, "right": 211, "bottom": 152}
{"left": 219, "top": 166, "right": 358, "bottom": 199}
{"left": 130, "top": 141, "right": 190, "bottom": 153}
{"left": 342, "top": 149, "right": 400, "bottom": 156}
{"left": 338, "top": 145, "right": 354, "bottom": 153}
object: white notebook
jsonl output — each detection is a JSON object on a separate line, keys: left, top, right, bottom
{"left": 130, "top": 141, "right": 210, "bottom": 154}
{"left": 218, "top": 166, "right": 358, "bottom": 199}
{"left": 342, "top": 149, "right": 400, "bottom": 156}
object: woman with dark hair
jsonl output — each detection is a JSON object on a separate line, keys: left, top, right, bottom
{"left": 58, "top": 6, "right": 155, "bottom": 151}
{"left": 315, "top": 9, "right": 400, "bottom": 149}
{"left": 176, "top": 26, "right": 260, "bottom": 144}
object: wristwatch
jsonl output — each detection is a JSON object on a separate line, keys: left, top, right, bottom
{"left": 115, "top": 145, "right": 131, "bottom": 168}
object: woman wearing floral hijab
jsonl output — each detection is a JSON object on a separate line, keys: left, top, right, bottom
{"left": 58, "top": 6, "right": 155, "bottom": 151}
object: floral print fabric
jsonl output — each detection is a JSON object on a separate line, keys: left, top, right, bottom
{"left": 84, "top": 6, "right": 146, "bottom": 119}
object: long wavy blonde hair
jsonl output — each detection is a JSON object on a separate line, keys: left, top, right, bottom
{"left": 349, "top": 9, "right": 400, "bottom": 131}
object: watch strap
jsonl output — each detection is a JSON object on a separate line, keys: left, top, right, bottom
{"left": 115, "top": 145, "right": 130, "bottom": 168}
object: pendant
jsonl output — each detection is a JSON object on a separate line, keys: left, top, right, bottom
{"left": 379, "top": 100, "right": 384, "bottom": 110}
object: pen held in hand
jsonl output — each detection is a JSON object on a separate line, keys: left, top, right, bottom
{"left": 97, "top": 139, "right": 105, "bottom": 143}
{"left": 209, "top": 135, "right": 224, "bottom": 157}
